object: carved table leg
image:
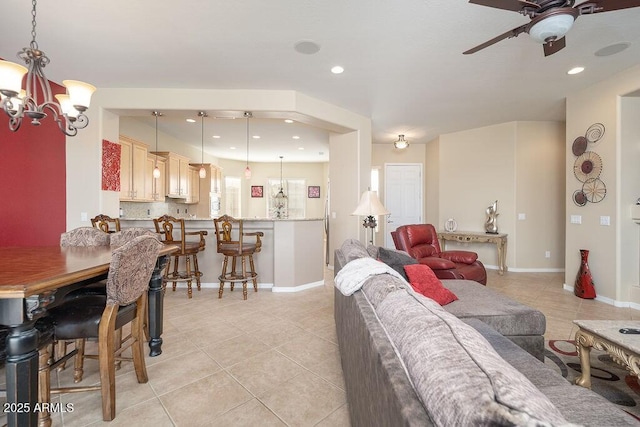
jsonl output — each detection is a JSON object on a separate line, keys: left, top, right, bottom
{"left": 575, "top": 329, "right": 594, "bottom": 389}
{"left": 5, "top": 323, "right": 39, "bottom": 427}
{"left": 148, "top": 254, "right": 170, "bottom": 357}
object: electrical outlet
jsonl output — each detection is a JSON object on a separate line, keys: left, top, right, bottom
{"left": 80, "top": 212, "right": 88, "bottom": 222}
{"left": 177, "top": 209, "right": 180, "bottom": 214}
{"left": 570, "top": 215, "right": 582, "bottom": 224}
{"left": 518, "top": 213, "right": 526, "bottom": 220}
{"left": 545, "top": 251, "right": 551, "bottom": 258}
{"left": 600, "top": 216, "right": 610, "bottom": 226}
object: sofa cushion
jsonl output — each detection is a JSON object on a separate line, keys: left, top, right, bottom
{"left": 339, "top": 238, "right": 371, "bottom": 263}
{"left": 404, "top": 264, "right": 458, "bottom": 306}
{"left": 362, "top": 274, "right": 408, "bottom": 309}
{"left": 378, "top": 247, "right": 418, "bottom": 280}
{"left": 375, "top": 290, "right": 568, "bottom": 427}
{"left": 443, "top": 279, "right": 546, "bottom": 337}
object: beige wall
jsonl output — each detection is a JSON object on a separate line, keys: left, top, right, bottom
{"left": 422, "top": 121, "right": 565, "bottom": 271}
{"left": 565, "top": 64, "right": 640, "bottom": 304}
{"left": 219, "top": 158, "right": 327, "bottom": 219}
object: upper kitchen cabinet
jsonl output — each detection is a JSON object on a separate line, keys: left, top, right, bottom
{"left": 151, "top": 152, "right": 190, "bottom": 199}
{"left": 119, "top": 136, "right": 149, "bottom": 201}
{"left": 145, "top": 155, "right": 166, "bottom": 201}
{"left": 186, "top": 165, "right": 200, "bottom": 204}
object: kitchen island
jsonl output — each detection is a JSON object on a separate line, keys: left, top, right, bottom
{"left": 120, "top": 217, "right": 325, "bottom": 292}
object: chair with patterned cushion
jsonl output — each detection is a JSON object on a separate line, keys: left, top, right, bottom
{"left": 213, "top": 215, "right": 264, "bottom": 300}
{"left": 60, "top": 226, "right": 111, "bottom": 247}
{"left": 153, "top": 215, "right": 207, "bottom": 298}
{"left": 110, "top": 228, "right": 159, "bottom": 247}
{"left": 91, "top": 214, "right": 121, "bottom": 234}
{"left": 44, "top": 235, "right": 162, "bottom": 421}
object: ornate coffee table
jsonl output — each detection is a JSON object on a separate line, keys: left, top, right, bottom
{"left": 574, "top": 320, "right": 640, "bottom": 389}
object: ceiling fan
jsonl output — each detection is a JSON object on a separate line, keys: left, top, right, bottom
{"left": 464, "top": 0, "right": 640, "bottom": 56}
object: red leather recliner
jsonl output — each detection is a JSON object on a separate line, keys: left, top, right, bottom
{"left": 392, "top": 224, "right": 487, "bottom": 285}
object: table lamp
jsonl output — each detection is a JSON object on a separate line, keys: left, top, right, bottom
{"left": 352, "top": 191, "right": 390, "bottom": 245}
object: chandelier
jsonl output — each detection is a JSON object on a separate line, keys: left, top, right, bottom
{"left": 0, "top": 0, "right": 96, "bottom": 136}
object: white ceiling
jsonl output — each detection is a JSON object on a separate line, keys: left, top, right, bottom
{"left": 2, "top": 0, "right": 640, "bottom": 162}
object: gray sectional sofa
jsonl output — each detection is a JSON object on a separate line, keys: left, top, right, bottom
{"left": 334, "top": 239, "right": 639, "bottom": 427}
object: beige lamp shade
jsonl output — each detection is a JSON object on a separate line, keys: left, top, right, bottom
{"left": 63, "top": 79, "right": 96, "bottom": 110}
{"left": 0, "top": 60, "right": 28, "bottom": 94}
{"left": 352, "top": 191, "right": 389, "bottom": 216}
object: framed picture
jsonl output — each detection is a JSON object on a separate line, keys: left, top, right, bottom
{"left": 308, "top": 186, "right": 320, "bottom": 198}
{"left": 251, "top": 185, "right": 263, "bottom": 198}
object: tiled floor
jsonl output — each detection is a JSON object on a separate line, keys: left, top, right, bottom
{"left": 2, "top": 269, "right": 639, "bottom": 426}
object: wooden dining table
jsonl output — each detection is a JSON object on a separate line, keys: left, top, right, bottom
{"left": 0, "top": 244, "right": 176, "bottom": 427}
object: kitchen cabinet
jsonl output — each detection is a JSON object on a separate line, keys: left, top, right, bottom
{"left": 190, "top": 163, "right": 223, "bottom": 217}
{"left": 119, "top": 136, "right": 149, "bottom": 201}
{"left": 186, "top": 166, "right": 200, "bottom": 204}
{"left": 151, "top": 152, "right": 190, "bottom": 198}
{"left": 145, "top": 155, "right": 166, "bottom": 201}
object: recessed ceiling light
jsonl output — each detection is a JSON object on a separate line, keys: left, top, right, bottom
{"left": 186, "top": 118, "right": 196, "bottom": 123}
{"left": 595, "top": 42, "right": 630, "bottom": 57}
{"left": 252, "top": 135, "right": 260, "bottom": 139}
{"left": 230, "top": 147, "right": 236, "bottom": 150}
{"left": 284, "top": 119, "right": 294, "bottom": 124}
{"left": 292, "top": 136, "right": 300, "bottom": 139}
{"left": 298, "top": 147, "right": 305, "bottom": 150}
{"left": 212, "top": 135, "right": 221, "bottom": 139}
{"left": 331, "top": 66, "right": 344, "bottom": 74}
{"left": 567, "top": 66, "right": 585, "bottom": 75}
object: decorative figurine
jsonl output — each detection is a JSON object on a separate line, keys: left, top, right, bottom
{"left": 485, "top": 200, "right": 499, "bottom": 234}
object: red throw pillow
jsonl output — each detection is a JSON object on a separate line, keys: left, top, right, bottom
{"left": 403, "top": 264, "right": 458, "bottom": 306}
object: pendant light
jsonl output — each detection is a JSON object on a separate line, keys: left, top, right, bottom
{"left": 198, "top": 111, "right": 207, "bottom": 179}
{"left": 152, "top": 111, "right": 162, "bottom": 179}
{"left": 274, "top": 156, "right": 288, "bottom": 218}
{"left": 244, "top": 111, "right": 252, "bottom": 179}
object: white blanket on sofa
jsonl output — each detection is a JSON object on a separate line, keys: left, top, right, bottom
{"left": 335, "top": 257, "right": 406, "bottom": 296}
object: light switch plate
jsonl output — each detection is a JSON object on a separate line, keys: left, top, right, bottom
{"left": 570, "top": 215, "right": 582, "bottom": 224}
{"left": 600, "top": 215, "right": 610, "bottom": 226}
{"left": 80, "top": 212, "right": 88, "bottom": 222}
{"left": 518, "top": 213, "right": 526, "bottom": 220}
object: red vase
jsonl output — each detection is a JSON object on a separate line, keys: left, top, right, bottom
{"left": 574, "top": 249, "right": 596, "bottom": 299}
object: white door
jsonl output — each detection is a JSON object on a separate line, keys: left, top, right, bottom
{"left": 384, "top": 164, "right": 423, "bottom": 248}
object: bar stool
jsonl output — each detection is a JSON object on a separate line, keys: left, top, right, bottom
{"left": 213, "top": 215, "right": 263, "bottom": 300}
{"left": 91, "top": 214, "right": 121, "bottom": 233}
{"left": 153, "top": 215, "right": 207, "bottom": 298}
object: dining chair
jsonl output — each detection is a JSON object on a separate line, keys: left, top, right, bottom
{"left": 44, "top": 235, "right": 162, "bottom": 421}
{"left": 213, "top": 215, "right": 264, "bottom": 300}
{"left": 110, "top": 228, "right": 159, "bottom": 247}
{"left": 153, "top": 215, "right": 207, "bottom": 298}
{"left": 60, "top": 226, "right": 111, "bottom": 247}
{"left": 91, "top": 214, "right": 121, "bottom": 234}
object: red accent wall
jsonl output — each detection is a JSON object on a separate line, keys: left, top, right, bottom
{"left": 0, "top": 81, "right": 67, "bottom": 246}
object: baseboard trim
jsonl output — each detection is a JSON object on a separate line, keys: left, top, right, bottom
{"left": 506, "top": 267, "right": 565, "bottom": 273}
{"left": 272, "top": 280, "right": 325, "bottom": 293}
{"left": 562, "top": 283, "right": 640, "bottom": 310}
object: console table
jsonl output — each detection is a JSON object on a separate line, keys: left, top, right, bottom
{"left": 438, "top": 231, "right": 508, "bottom": 274}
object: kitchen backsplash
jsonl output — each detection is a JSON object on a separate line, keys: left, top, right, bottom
{"left": 120, "top": 201, "right": 200, "bottom": 219}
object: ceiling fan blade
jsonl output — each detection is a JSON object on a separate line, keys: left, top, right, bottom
{"left": 543, "top": 36, "right": 566, "bottom": 56}
{"left": 463, "top": 24, "right": 528, "bottom": 54}
{"left": 469, "top": 0, "right": 539, "bottom": 11}
{"left": 576, "top": 0, "right": 640, "bottom": 14}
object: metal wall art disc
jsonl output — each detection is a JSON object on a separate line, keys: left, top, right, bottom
{"left": 572, "top": 136, "right": 588, "bottom": 156}
{"left": 573, "top": 190, "right": 587, "bottom": 207}
{"left": 573, "top": 151, "right": 602, "bottom": 183}
{"left": 585, "top": 123, "right": 605, "bottom": 144}
{"left": 582, "top": 177, "right": 607, "bottom": 203}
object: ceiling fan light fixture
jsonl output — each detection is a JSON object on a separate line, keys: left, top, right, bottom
{"left": 528, "top": 13, "right": 575, "bottom": 44}
{"left": 394, "top": 134, "right": 409, "bottom": 149}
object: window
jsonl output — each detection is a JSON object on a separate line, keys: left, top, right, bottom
{"left": 267, "top": 178, "right": 306, "bottom": 219}
{"left": 224, "top": 176, "right": 241, "bottom": 217}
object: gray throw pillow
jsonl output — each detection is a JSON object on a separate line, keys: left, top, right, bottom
{"left": 340, "top": 239, "right": 371, "bottom": 263}
{"left": 378, "top": 247, "right": 417, "bottom": 280}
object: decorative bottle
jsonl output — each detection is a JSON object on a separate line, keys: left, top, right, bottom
{"left": 574, "top": 249, "right": 596, "bottom": 299}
